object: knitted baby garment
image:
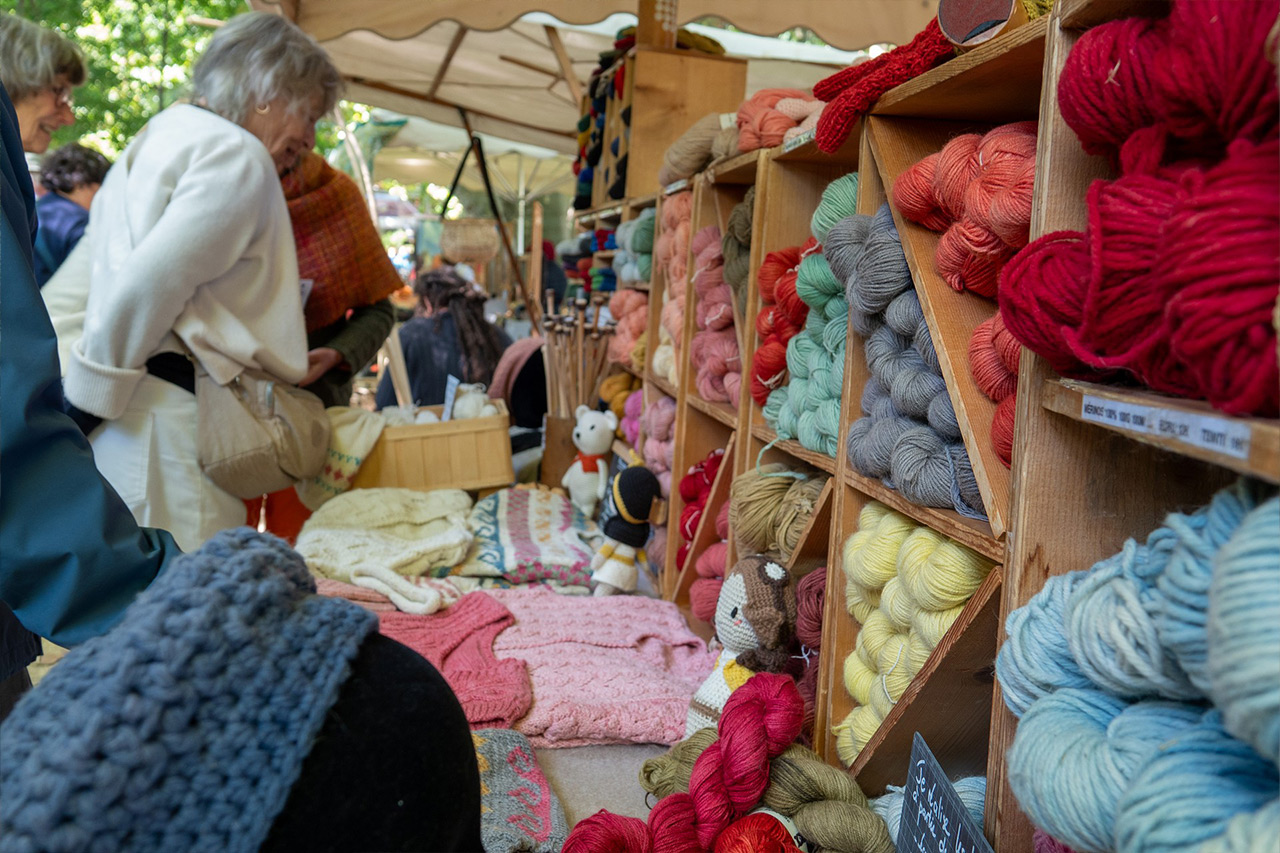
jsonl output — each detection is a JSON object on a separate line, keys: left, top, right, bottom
{"left": 0, "top": 529, "right": 377, "bottom": 853}
{"left": 473, "top": 728, "right": 570, "bottom": 853}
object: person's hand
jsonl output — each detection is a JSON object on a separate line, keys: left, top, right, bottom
{"left": 300, "top": 347, "right": 345, "bottom": 387}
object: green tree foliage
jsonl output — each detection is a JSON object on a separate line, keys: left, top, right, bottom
{"left": 11, "top": 0, "right": 244, "bottom": 155}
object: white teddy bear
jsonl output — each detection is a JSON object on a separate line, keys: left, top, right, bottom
{"left": 560, "top": 404, "right": 617, "bottom": 518}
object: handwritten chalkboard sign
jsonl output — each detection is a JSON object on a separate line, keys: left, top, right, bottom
{"left": 897, "top": 733, "right": 994, "bottom": 853}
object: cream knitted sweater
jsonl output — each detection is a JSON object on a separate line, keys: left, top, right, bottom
{"left": 64, "top": 104, "right": 307, "bottom": 419}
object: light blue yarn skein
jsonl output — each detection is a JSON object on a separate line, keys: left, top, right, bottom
{"left": 1007, "top": 687, "right": 1203, "bottom": 853}
{"left": 870, "top": 777, "right": 987, "bottom": 845}
{"left": 849, "top": 205, "right": 912, "bottom": 315}
{"left": 1064, "top": 538, "right": 1201, "bottom": 701}
{"left": 996, "top": 570, "right": 1094, "bottom": 718}
{"left": 1199, "top": 797, "right": 1280, "bottom": 853}
{"left": 1208, "top": 494, "right": 1280, "bottom": 764}
{"left": 1114, "top": 709, "right": 1279, "bottom": 853}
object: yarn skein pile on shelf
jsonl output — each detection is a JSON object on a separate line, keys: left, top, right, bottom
{"left": 736, "top": 88, "right": 825, "bottom": 152}
{"left": 833, "top": 501, "right": 996, "bottom": 766}
{"left": 999, "top": 0, "right": 1280, "bottom": 417}
{"left": 688, "top": 225, "right": 743, "bottom": 407}
{"left": 658, "top": 112, "right": 740, "bottom": 187}
{"left": 751, "top": 239, "right": 816, "bottom": 407}
{"left": 588, "top": 229, "right": 618, "bottom": 294}
{"left": 720, "top": 188, "right": 754, "bottom": 315}
{"left": 762, "top": 173, "right": 860, "bottom": 459}
{"left": 995, "top": 479, "right": 1280, "bottom": 853}
{"left": 892, "top": 121, "right": 1036, "bottom": 466}
{"left": 620, "top": 388, "right": 643, "bottom": 448}
{"left": 640, "top": 394, "right": 677, "bottom": 499}
{"left": 624, "top": 671, "right": 896, "bottom": 850}
{"left": 613, "top": 207, "right": 657, "bottom": 285}
{"left": 835, "top": 204, "right": 986, "bottom": 518}
{"left": 729, "top": 464, "right": 829, "bottom": 565}
{"left": 652, "top": 191, "right": 693, "bottom": 386}
{"left": 606, "top": 289, "right": 648, "bottom": 370}
{"left": 598, "top": 372, "right": 640, "bottom": 441}
{"left": 676, "top": 448, "right": 727, "bottom": 572}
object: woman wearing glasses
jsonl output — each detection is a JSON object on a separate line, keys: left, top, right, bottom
{"left": 0, "top": 14, "right": 81, "bottom": 155}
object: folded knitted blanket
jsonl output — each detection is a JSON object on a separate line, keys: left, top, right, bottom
{"left": 315, "top": 575, "right": 464, "bottom": 614}
{"left": 297, "top": 487, "right": 473, "bottom": 613}
{"left": 486, "top": 587, "right": 718, "bottom": 747}
{"left": 380, "top": 592, "right": 533, "bottom": 730}
{"left": 295, "top": 406, "right": 386, "bottom": 511}
{"left": 473, "top": 728, "right": 569, "bottom": 853}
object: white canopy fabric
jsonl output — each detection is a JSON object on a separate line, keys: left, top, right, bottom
{"left": 250, "top": 1, "right": 939, "bottom": 151}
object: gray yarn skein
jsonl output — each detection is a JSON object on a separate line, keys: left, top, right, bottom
{"left": 884, "top": 290, "right": 924, "bottom": 337}
{"left": 0, "top": 528, "right": 377, "bottom": 853}
{"left": 928, "top": 390, "right": 963, "bottom": 440}
{"left": 826, "top": 213, "right": 873, "bottom": 283}
{"left": 849, "top": 203, "right": 912, "bottom": 315}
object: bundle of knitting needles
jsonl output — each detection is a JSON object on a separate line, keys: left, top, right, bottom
{"left": 542, "top": 292, "right": 616, "bottom": 419}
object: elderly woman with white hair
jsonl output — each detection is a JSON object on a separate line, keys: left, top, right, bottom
{"left": 0, "top": 14, "right": 83, "bottom": 155}
{"left": 61, "top": 12, "right": 340, "bottom": 551}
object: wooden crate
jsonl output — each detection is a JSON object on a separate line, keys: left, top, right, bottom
{"left": 349, "top": 400, "right": 514, "bottom": 493}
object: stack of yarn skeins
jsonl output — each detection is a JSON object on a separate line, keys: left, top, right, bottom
{"left": 996, "top": 480, "right": 1280, "bottom": 853}
{"left": 834, "top": 501, "right": 995, "bottom": 766}
{"left": 836, "top": 204, "right": 985, "bottom": 519}
{"left": 688, "top": 226, "right": 742, "bottom": 407}
{"left": 762, "top": 173, "right": 860, "bottom": 459}
{"left": 613, "top": 208, "right": 656, "bottom": 285}
{"left": 1000, "top": 0, "right": 1279, "bottom": 418}
{"left": 751, "top": 240, "right": 815, "bottom": 407}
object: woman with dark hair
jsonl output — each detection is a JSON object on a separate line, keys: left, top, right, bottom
{"left": 33, "top": 141, "right": 109, "bottom": 285}
{"left": 376, "top": 267, "right": 513, "bottom": 409}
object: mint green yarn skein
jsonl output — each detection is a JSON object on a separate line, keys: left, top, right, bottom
{"left": 811, "top": 172, "right": 860, "bottom": 243}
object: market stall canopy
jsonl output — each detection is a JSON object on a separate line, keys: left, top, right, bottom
{"left": 249, "top": 0, "right": 938, "bottom": 151}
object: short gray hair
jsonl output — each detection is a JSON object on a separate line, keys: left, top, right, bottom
{"left": 0, "top": 14, "right": 86, "bottom": 103}
{"left": 191, "top": 12, "right": 341, "bottom": 126}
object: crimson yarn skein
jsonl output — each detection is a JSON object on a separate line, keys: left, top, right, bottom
{"left": 713, "top": 813, "right": 803, "bottom": 853}
{"left": 563, "top": 811, "right": 653, "bottom": 853}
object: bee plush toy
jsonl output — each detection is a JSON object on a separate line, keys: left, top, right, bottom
{"left": 590, "top": 465, "right": 661, "bottom": 596}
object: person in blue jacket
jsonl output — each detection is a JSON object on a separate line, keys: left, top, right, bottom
{"left": 32, "top": 141, "right": 109, "bottom": 286}
{"left": 0, "top": 83, "right": 181, "bottom": 719}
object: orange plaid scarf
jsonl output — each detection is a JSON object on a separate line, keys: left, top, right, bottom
{"left": 282, "top": 152, "right": 404, "bottom": 332}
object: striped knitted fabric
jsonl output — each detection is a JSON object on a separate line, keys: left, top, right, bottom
{"left": 0, "top": 529, "right": 377, "bottom": 853}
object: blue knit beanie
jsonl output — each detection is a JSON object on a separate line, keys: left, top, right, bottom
{"left": 0, "top": 528, "right": 378, "bottom": 853}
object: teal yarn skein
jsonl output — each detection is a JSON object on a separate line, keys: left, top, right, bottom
{"left": 1064, "top": 538, "right": 1201, "bottom": 701}
{"left": 1006, "top": 687, "right": 1203, "bottom": 853}
{"left": 1114, "top": 710, "right": 1279, "bottom": 853}
{"left": 1208, "top": 494, "right": 1280, "bottom": 764}
{"left": 996, "top": 570, "right": 1094, "bottom": 718}
{"left": 810, "top": 172, "right": 860, "bottom": 243}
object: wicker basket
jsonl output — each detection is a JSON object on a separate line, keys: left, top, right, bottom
{"left": 441, "top": 218, "right": 500, "bottom": 264}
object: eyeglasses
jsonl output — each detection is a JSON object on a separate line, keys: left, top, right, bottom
{"left": 49, "top": 85, "right": 73, "bottom": 108}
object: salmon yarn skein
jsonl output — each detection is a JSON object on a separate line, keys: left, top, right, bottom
{"left": 737, "top": 88, "right": 813, "bottom": 152}
{"left": 992, "top": 394, "right": 1016, "bottom": 466}
{"left": 931, "top": 133, "right": 982, "bottom": 221}
{"left": 969, "top": 315, "right": 1018, "bottom": 402}
{"left": 893, "top": 153, "right": 950, "bottom": 232}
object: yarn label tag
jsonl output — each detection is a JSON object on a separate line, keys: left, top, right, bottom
{"left": 747, "top": 807, "right": 817, "bottom": 852}
{"left": 664, "top": 178, "right": 689, "bottom": 194}
{"left": 783, "top": 128, "right": 816, "bottom": 152}
{"left": 898, "top": 734, "right": 993, "bottom": 853}
{"left": 1079, "top": 395, "right": 1250, "bottom": 460}
{"left": 441, "top": 374, "right": 461, "bottom": 421}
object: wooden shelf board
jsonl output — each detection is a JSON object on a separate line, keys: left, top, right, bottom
{"left": 616, "top": 361, "right": 642, "bottom": 381}
{"left": 620, "top": 280, "right": 650, "bottom": 292}
{"left": 843, "top": 471, "right": 1004, "bottom": 563}
{"left": 1042, "top": 378, "right": 1280, "bottom": 485}
{"left": 687, "top": 393, "right": 738, "bottom": 429}
{"left": 646, "top": 372, "right": 678, "bottom": 401}
{"left": 873, "top": 17, "right": 1047, "bottom": 124}
{"left": 851, "top": 565, "right": 1003, "bottom": 795}
{"left": 627, "top": 192, "right": 659, "bottom": 212}
{"left": 573, "top": 201, "right": 625, "bottom": 222}
{"left": 773, "top": 124, "right": 861, "bottom": 168}
{"left": 750, "top": 421, "right": 839, "bottom": 476}
{"left": 706, "top": 148, "right": 763, "bottom": 185}
{"left": 783, "top": 478, "right": 834, "bottom": 580}
{"left": 866, "top": 116, "right": 1012, "bottom": 538}
{"left": 593, "top": 249, "right": 617, "bottom": 260}
{"left": 1059, "top": 0, "right": 1169, "bottom": 29}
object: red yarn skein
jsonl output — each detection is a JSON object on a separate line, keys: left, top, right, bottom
{"left": 563, "top": 811, "right": 654, "bottom": 853}
{"left": 932, "top": 133, "right": 982, "bottom": 221}
{"left": 969, "top": 315, "right": 1018, "bottom": 402}
{"left": 713, "top": 813, "right": 803, "bottom": 853}
{"left": 997, "top": 231, "right": 1097, "bottom": 377}
{"left": 936, "top": 219, "right": 1013, "bottom": 297}
{"left": 992, "top": 394, "right": 1016, "bottom": 467}
{"left": 893, "top": 152, "right": 950, "bottom": 232}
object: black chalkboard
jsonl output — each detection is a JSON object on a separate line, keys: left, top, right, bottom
{"left": 897, "top": 733, "right": 994, "bottom": 853}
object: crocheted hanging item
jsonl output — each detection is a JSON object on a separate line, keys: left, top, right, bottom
{"left": 814, "top": 19, "right": 954, "bottom": 153}
{"left": 473, "top": 728, "right": 570, "bottom": 853}
{"left": 0, "top": 528, "right": 377, "bottom": 853}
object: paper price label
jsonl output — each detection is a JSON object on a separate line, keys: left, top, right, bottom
{"left": 663, "top": 178, "right": 689, "bottom": 194}
{"left": 783, "top": 128, "right": 816, "bottom": 152}
{"left": 1080, "top": 394, "right": 1250, "bottom": 460}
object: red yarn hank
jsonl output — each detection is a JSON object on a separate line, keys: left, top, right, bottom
{"left": 992, "top": 393, "right": 1016, "bottom": 468}
{"left": 997, "top": 230, "right": 1099, "bottom": 378}
{"left": 1057, "top": 16, "right": 1169, "bottom": 158}
{"left": 969, "top": 315, "right": 1018, "bottom": 402}
{"left": 1157, "top": 138, "right": 1280, "bottom": 416}
{"left": 563, "top": 811, "right": 654, "bottom": 853}
{"left": 713, "top": 813, "right": 803, "bottom": 853}
{"left": 992, "top": 312, "right": 1022, "bottom": 375}
{"left": 715, "top": 500, "right": 730, "bottom": 540}
{"left": 893, "top": 152, "right": 951, "bottom": 232}
{"left": 935, "top": 219, "right": 1013, "bottom": 297}
{"left": 932, "top": 133, "right": 983, "bottom": 221}
{"left": 814, "top": 19, "right": 954, "bottom": 153}
{"left": 795, "top": 569, "right": 826, "bottom": 650}
{"left": 1033, "top": 829, "right": 1080, "bottom": 853}
{"left": 758, "top": 246, "right": 802, "bottom": 303}
{"left": 690, "top": 576, "right": 724, "bottom": 624}
{"left": 1153, "top": 0, "right": 1280, "bottom": 152}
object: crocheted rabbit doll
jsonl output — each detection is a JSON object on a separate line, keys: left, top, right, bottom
{"left": 591, "top": 465, "right": 661, "bottom": 596}
{"left": 685, "top": 555, "right": 797, "bottom": 737}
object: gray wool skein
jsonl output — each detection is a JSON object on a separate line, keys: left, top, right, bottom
{"left": 884, "top": 290, "right": 924, "bottom": 337}
{"left": 848, "top": 413, "right": 915, "bottom": 480}
{"left": 928, "top": 390, "right": 963, "bottom": 440}
{"left": 0, "top": 528, "right": 377, "bottom": 853}
{"left": 826, "top": 212, "right": 873, "bottom": 283}
{"left": 890, "top": 426, "right": 958, "bottom": 508}
{"left": 915, "top": 320, "right": 941, "bottom": 374}
{"left": 865, "top": 325, "right": 915, "bottom": 388}
{"left": 849, "top": 203, "right": 913, "bottom": 315}
{"left": 948, "top": 442, "right": 986, "bottom": 516}
{"left": 891, "top": 363, "right": 949, "bottom": 420}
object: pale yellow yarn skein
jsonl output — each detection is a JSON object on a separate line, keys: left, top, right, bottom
{"left": 896, "top": 527, "right": 995, "bottom": 610}
{"left": 845, "top": 581, "right": 881, "bottom": 623}
{"left": 843, "top": 649, "right": 878, "bottom": 705}
{"left": 911, "top": 602, "right": 966, "bottom": 648}
{"left": 855, "top": 610, "right": 895, "bottom": 668}
{"left": 880, "top": 576, "right": 917, "bottom": 632}
{"left": 844, "top": 510, "right": 918, "bottom": 590}
{"left": 907, "top": 628, "right": 934, "bottom": 674}
{"left": 834, "top": 705, "right": 885, "bottom": 768}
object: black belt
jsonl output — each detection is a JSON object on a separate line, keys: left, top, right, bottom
{"left": 146, "top": 353, "right": 195, "bottom": 394}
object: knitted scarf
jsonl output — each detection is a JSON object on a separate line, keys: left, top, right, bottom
{"left": 282, "top": 151, "right": 404, "bottom": 331}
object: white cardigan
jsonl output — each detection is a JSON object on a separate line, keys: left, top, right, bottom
{"left": 64, "top": 104, "right": 307, "bottom": 420}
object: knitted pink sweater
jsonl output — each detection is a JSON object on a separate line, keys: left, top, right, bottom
{"left": 485, "top": 587, "right": 717, "bottom": 747}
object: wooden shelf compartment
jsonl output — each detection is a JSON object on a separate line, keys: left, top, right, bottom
{"left": 627, "top": 192, "right": 659, "bottom": 214}
{"left": 873, "top": 16, "right": 1048, "bottom": 124}
{"left": 783, "top": 477, "right": 834, "bottom": 581}
{"left": 1042, "top": 379, "right": 1280, "bottom": 485}
{"left": 687, "top": 393, "right": 738, "bottom": 429}
{"left": 865, "top": 115, "right": 1020, "bottom": 538}
{"left": 772, "top": 125, "right": 861, "bottom": 169}
{"left": 662, "top": 403, "right": 736, "bottom": 596}
{"left": 572, "top": 201, "right": 626, "bottom": 224}
{"left": 646, "top": 371, "right": 678, "bottom": 402}
{"left": 749, "top": 421, "right": 839, "bottom": 477}
{"left": 705, "top": 148, "right": 765, "bottom": 186}
{"left": 667, "top": 430, "right": 736, "bottom": 617}
{"left": 1058, "top": 0, "right": 1168, "bottom": 30}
